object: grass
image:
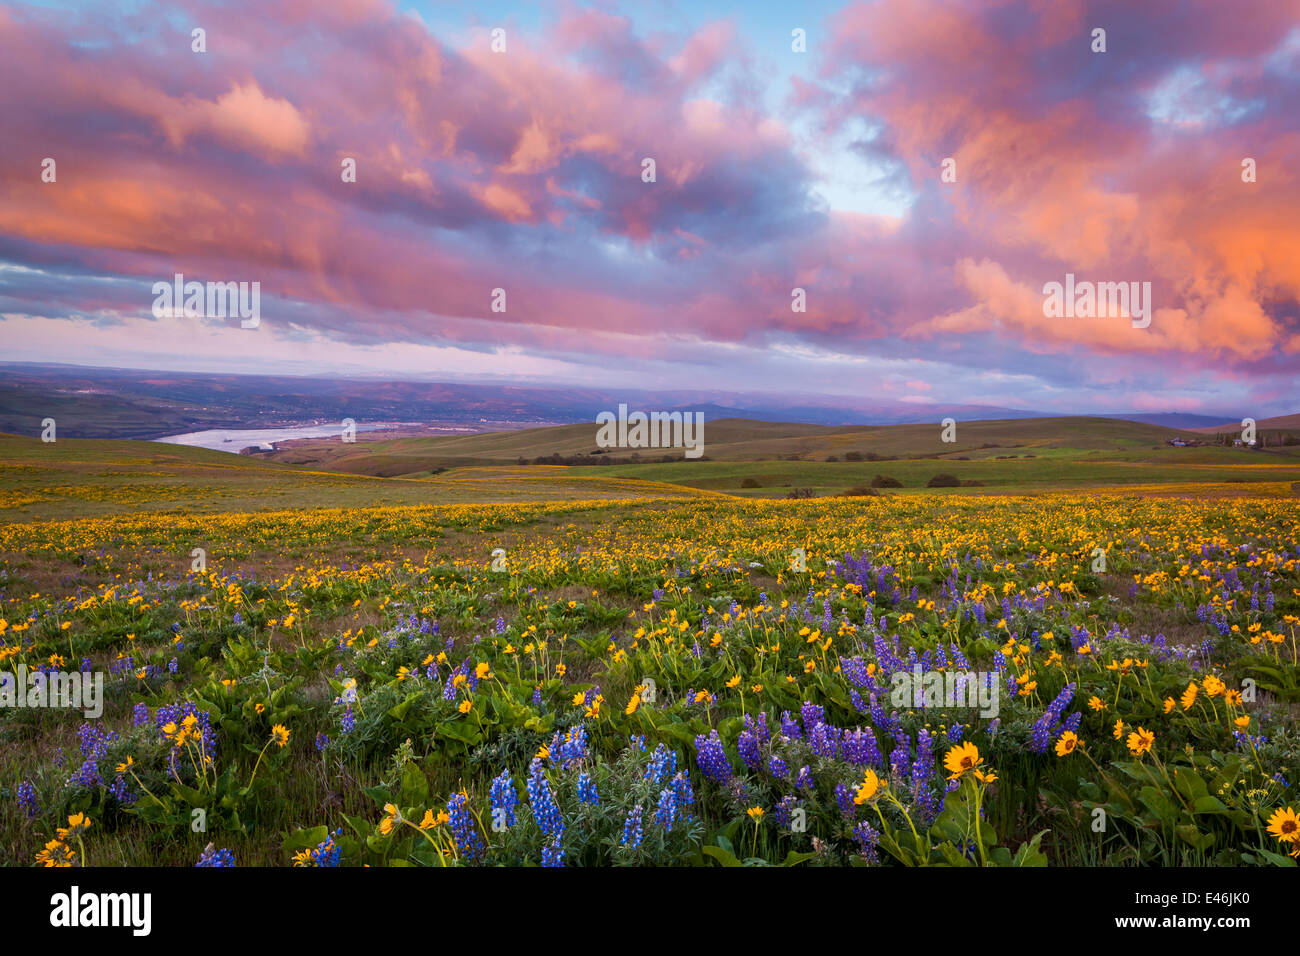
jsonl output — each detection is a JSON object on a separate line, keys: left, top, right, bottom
{"left": 2, "top": 417, "right": 1299, "bottom": 868}
{"left": 0, "top": 435, "right": 713, "bottom": 522}
{"left": 568, "top": 454, "right": 1300, "bottom": 497}
{"left": 265, "top": 415, "right": 1208, "bottom": 470}
{"left": 4, "top": 416, "right": 1297, "bottom": 524}
{"left": 2, "top": 491, "right": 1299, "bottom": 867}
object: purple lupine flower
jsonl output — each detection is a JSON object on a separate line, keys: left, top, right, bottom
{"left": 654, "top": 787, "right": 676, "bottom": 829}
{"left": 809, "top": 720, "right": 839, "bottom": 759}
{"left": 852, "top": 822, "right": 881, "bottom": 863}
{"left": 526, "top": 758, "right": 565, "bottom": 841}
{"left": 671, "top": 771, "right": 695, "bottom": 821}
{"left": 620, "top": 803, "right": 644, "bottom": 849}
{"left": 737, "top": 728, "right": 763, "bottom": 771}
{"left": 834, "top": 783, "right": 856, "bottom": 819}
{"left": 489, "top": 769, "right": 519, "bottom": 826}
{"left": 644, "top": 743, "right": 676, "bottom": 784}
{"left": 195, "top": 845, "right": 235, "bottom": 867}
{"left": 842, "top": 727, "right": 882, "bottom": 768}
{"left": 447, "top": 791, "right": 486, "bottom": 859}
{"left": 541, "top": 838, "right": 565, "bottom": 867}
{"left": 16, "top": 780, "right": 38, "bottom": 818}
{"left": 774, "top": 794, "right": 800, "bottom": 828}
{"left": 694, "top": 730, "right": 732, "bottom": 785}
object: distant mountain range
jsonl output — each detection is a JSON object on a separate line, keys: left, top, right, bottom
{"left": 0, "top": 362, "right": 1256, "bottom": 440}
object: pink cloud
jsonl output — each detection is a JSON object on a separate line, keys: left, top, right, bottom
{"left": 0, "top": 0, "right": 1295, "bottom": 413}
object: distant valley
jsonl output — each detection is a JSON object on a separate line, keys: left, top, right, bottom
{"left": 0, "top": 363, "right": 1247, "bottom": 442}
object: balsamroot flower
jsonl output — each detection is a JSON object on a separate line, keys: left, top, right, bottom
{"left": 1125, "top": 726, "right": 1155, "bottom": 756}
{"left": 1055, "top": 731, "right": 1080, "bottom": 757}
{"left": 1266, "top": 806, "right": 1299, "bottom": 844}
{"left": 943, "top": 742, "right": 983, "bottom": 779}
{"left": 853, "top": 769, "right": 881, "bottom": 804}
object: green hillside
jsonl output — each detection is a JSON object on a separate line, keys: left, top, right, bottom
{"left": 4, "top": 415, "right": 1296, "bottom": 523}
{"left": 0, "top": 434, "right": 708, "bottom": 522}
{"left": 265, "top": 415, "right": 1300, "bottom": 479}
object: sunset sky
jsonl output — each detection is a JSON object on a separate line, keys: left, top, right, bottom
{"left": 1, "top": 0, "right": 1298, "bottom": 416}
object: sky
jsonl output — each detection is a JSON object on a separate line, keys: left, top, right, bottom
{"left": 1, "top": 0, "right": 1298, "bottom": 417}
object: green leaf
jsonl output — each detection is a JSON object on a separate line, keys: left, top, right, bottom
{"left": 1193, "top": 795, "right": 1229, "bottom": 814}
{"left": 283, "top": 825, "right": 329, "bottom": 852}
{"left": 936, "top": 841, "right": 975, "bottom": 867}
{"left": 400, "top": 764, "right": 429, "bottom": 807}
{"left": 702, "top": 845, "right": 744, "bottom": 867}
{"left": 1138, "top": 786, "right": 1178, "bottom": 827}
{"left": 1175, "top": 824, "right": 1214, "bottom": 851}
{"left": 436, "top": 720, "right": 483, "bottom": 746}
{"left": 1012, "top": 830, "right": 1050, "bottom": 866}
{"left": 523, "top": 713, "right": 555, "bottom": 733}
{"left": 1172, "top": 768, "right": 1208, "bottom": 803}
{"left": 342, "top": 813, "right": 372, "bottom": 839}
{"left": 169, "top": 782, "right": 206, "bottom": 805}
{"left": 387, "top": 691, "right": 422, "bottom": 721}
{"left": 1253, "top": 848, "right": 1298, "bottom": 868}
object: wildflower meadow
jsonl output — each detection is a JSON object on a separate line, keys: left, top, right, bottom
{"left": 3, "top": 493, "right": 1298, "bottom": 870}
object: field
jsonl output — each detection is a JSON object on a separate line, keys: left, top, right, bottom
{"left": 2, "top": 426, "right": 1300, "bottom": 867}
{"left": 264, "top": 416, "right": 1300, "bottom": 497}
{"left": 0, "top": 435, "right": 711, "bottom": 523}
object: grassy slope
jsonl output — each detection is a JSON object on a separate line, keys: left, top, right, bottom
{"left": 263, "top": 415, "right": 1300, "bottom": 494}
{"left": 1190, "top": 413, "right": 1300, "bottom": 432}
{"left": 266, "top": 416, "right": 1214, "bottom": 473}
{"left": 0, "top": 383, "right": 211, "bottom": 440}
{"left": 4, "top": 415, "right": 1297, "bottom": 522}
{"left": 0, "top": 435, "right": 711, "bottom": 522}
{"left": 569, "top": 454, "right": 1300, "bottom": 496}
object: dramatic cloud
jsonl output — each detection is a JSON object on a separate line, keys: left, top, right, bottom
{"left": 0, "top": 0, "right": 1297, "bottom": 415}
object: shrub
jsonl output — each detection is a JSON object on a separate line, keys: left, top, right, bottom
{"left": 871, "top": 475, "right": 903, "bottom": 488}
{"left": 740, "top": 477, "right": 761, "bottom": 488}
{"left": 926, "top": 473, "right": 962, "bottom": 488}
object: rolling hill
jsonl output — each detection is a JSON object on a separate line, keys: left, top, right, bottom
{"left": 258, "top": 415, "right": 1300, "bottom": 497}
{"left": 0, "top": 433, "right": 710, "bottom": 522}
{"left": 263, "top": 415, "right": 1288, "bottom": 475}
{"left": 1190, "top": 414, "right": 1300, "bottom": 433}
{"left": 3, "top": 415, "right": 1297, "bottom": 523}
